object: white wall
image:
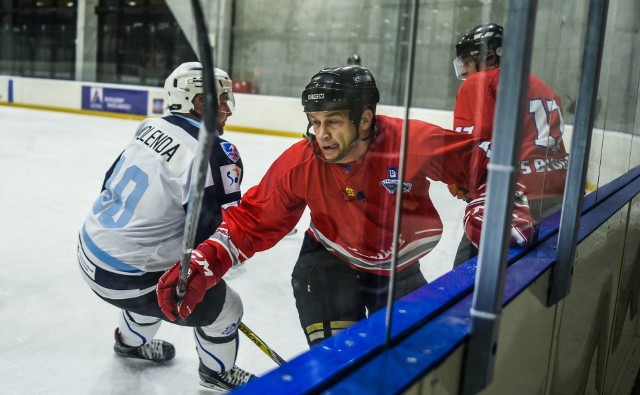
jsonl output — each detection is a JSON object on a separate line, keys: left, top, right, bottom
{"left": 0, "top": 75, "right": 455, "bottom": 133}
{"left": 1, "top": 75, "right": 638, "bottom": 190}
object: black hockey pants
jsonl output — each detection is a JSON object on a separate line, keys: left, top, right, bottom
{"left": 291, "top": 232, "right": 427, "bottom": 347}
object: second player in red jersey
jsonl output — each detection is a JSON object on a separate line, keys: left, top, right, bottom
{"left": 450, "top": 23, "right": 569, "bottom": 265}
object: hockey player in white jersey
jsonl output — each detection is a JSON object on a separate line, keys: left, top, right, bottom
{"left": 76, "top": 62, "right": 254, "bottom": 391}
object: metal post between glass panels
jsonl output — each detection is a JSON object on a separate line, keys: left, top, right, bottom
{"left": 461, "top": 1, "right": 538, "bottom": 393}
{"left": 385, "top": 0, "right": 419, "bottom": 347}
{"left": 547, "top": 0, "right": 610, "bottom": 306}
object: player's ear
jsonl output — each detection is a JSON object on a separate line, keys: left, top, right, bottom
{"left": 359, "top": 109, "right": 374, "bottom": 131}
{"left": 192, "top": 94, "right": 205, "bottom": 114}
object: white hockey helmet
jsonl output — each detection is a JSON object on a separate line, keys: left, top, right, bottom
{"left": 164, "top": 61, "right": 234, "bottom": 114}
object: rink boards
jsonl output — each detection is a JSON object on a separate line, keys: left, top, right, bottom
{"left": 232, "top": 169, "right": 640, "bottom": 394}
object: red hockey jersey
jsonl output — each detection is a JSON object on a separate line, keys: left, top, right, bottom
{"left": 453, "top": 68, "right": 568, "bottom": 203}
{"left": 207, "top": 115, "right": 531, "bottom": 276}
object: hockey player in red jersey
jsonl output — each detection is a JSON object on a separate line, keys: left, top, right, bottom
{"left": 450, "top": 23, "right": 569, "bottom": 266}
{"left": 157, "top": 65, "right": 536, "bottom": 347}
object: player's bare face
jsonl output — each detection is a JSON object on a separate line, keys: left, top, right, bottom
{"left": 460, "top": 56, "right": 478, "bottom": 78}
{"left": 463, "top": 51, "right": 497, "bottom": 78}
{"left": 217, "top": 92, "right": 233, "bottom": 133}
{"left": 308, "top": 110, "right": 361, "bottom": 163}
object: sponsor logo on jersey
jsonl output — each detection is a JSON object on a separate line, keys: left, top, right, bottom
{"left": 220, "top": 164, "right": 242, "bottom": 195}
{"left": 381, "top": 179, "right": 412, "bottom": 194}
{"left": 340, "top": 187, "right": 367, "bottom": 203}
{"left": 381, "top": 166, "right": 412, "bottom": 194}
{"left": 220, "top": 142, "right": 240, "bottom": 163}
{"left": 387, "top": 166, "right": 398, "bottom": 179}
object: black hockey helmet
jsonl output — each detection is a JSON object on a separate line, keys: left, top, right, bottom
{"left": 302, "top": 65, "right": 380, "bottom": 162}
{"left": 302, "top": 65, "right": 379, "bottom": 128}
{"left": 454, "top": 23, "right": 503, "bottom": 79}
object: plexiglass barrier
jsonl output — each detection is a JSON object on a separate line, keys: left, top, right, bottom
{"left": 1, "top": 0, "right": 639, "bottom": 392}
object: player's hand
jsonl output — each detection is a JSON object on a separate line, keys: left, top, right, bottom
{"left": 463, "top": 183, "right": 537, "bottom": 248}
{"left": 509, "top": 189, "right": 538, "bottom": 247}
{"left": 447, "top": 184, "right": 472, "bottom": 202}
{"left": 157, "top": 243, "right": 225, "bottom": 320}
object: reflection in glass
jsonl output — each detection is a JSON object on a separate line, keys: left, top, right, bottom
{"left": 446, "top": 21, "right": 568, "bottom": 267}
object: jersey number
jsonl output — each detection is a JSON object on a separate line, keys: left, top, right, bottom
{"left": 92, "top": 156, "right": 149, "bottom": 228}
{"left": 529, "top": 98, "right": 564, "bottom": 149}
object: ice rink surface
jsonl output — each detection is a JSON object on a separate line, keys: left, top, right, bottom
{"left": 0, "top": 105, "right": 465, "bottom": 394}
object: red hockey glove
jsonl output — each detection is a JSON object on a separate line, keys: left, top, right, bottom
{"left": 156, "top": 240, "right": 230, "bottom": 320}
{"left": 463, "top": 184, "right": 537, "bottom": 249}
{"left": 509, "top": 189, "right": 538, "bottom": 247}
{"left": 447, "top": 183, "right": 472, "bottom": 202}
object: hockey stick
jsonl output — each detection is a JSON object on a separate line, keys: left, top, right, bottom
{"left": 177, "top": 0, "right": 287, "bottom": 368}
{"left": 177, "top": 0, "right": 220, "bottom": 299}
{"left": 239, "top": 322, "right": 287, "bottom": 366}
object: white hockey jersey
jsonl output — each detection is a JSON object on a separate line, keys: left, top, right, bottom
{"left": 79, "top": 115, "right": 243, "bottom": 281}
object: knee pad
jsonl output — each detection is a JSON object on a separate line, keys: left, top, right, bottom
{"left": 195, "top": 285, "right": 243, "bottom": 372}
{"left": 201, "top": 285, "right": 243, "bottom": 338}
